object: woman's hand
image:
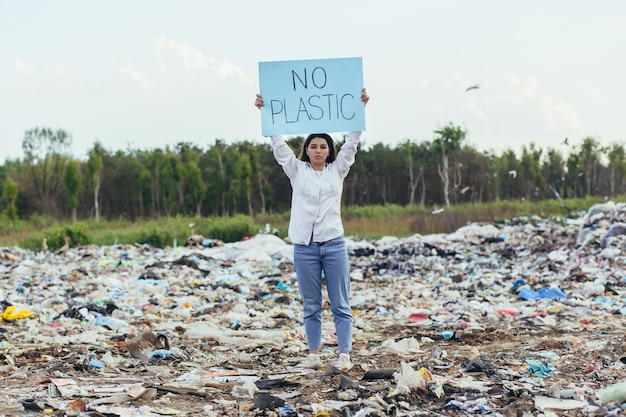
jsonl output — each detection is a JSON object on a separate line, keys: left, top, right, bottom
{"left": 361, "top": 88, "right": 370, "bottom": 106}
{"left": 255, "top": 94, "right": 264, "bottom": 109}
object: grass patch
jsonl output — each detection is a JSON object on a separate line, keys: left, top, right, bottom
{"left": 0, "top": 196, "right": 615, "bottom": 249}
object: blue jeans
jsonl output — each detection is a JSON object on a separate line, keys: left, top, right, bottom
{"left": 294, "top": 235, "right": 352, "bottom": 353}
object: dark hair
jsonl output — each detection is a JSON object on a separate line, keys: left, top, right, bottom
{"left": 297, "top": 133, "right": 338, "bottom": 163}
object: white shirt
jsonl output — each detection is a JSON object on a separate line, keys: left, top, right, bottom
{"left": 270, "top": 131, "right": 362, "bottom": 245}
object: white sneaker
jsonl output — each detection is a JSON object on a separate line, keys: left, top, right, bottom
{"left": 295, "top": 354, "right": 323, "bottom": 369}
{"left": 334, "top": 353, "right": 353, "bottom": 371}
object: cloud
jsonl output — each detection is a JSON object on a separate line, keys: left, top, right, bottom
{"left": 113, "top": 61, "right": 154, "bottom": 89}
{"left": 465, "top": 102, "right": 488, "bottom": 120}
{"left": 490, "top": 73, "right": 582, "bottom": 133}
{"left": 490, "top": 73, "right": 539, "bottom": 104}
{"left": 539, "top": 96, "right": 583, "bottom": 132}
{"left": 411, "top": 76, "right": 429, "bottom": 89}
{"left": 367, "top": 75, "right": 429, "bottom": 90}
{"left": 576, "top": 83, "right": 602, "bottom": 99}
{"left": 156, "top": 36, "right": 255, "bottom": 87}
{"left": 431, "top": 103, "right": 443, "bottom": 115}
{"left": 12, "top": 59, "right": 38, "bottom": 76}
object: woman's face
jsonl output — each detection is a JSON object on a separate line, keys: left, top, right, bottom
{"left": 307, "top": 137, "right": 330, "bottom": 167}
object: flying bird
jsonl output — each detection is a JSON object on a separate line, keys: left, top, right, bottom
{"left": 563, "top": 137, "right": 569, "bottom": 146}
{"left": 508, "top": 170, "right": 517, "bottom": 179}
{"left": 465, "top": 83, "right": 482, "bottom": 92}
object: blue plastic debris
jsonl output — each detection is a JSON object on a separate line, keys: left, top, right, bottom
{"left": 518, "top": 287, "right": 567, "bottom": 300}
{"left": 537, "top": 287, "right": 567, "bottom": 299}
{"left": 525, "top": 359, "right": 555, "bottom": 377}
{"left": 511, "top": 279, "right": 526, "bottom": 291}
{"left": 88, "top": 359, "right": 105, "bottom": 369}
{"left": 149, "top": 349, "right": 176, "bottom": 360}
{"left": 518, "top": 287, "right": 540, "bottom": 300}
{"left": 440, "top": 331, "right": 455, "bottom": 340}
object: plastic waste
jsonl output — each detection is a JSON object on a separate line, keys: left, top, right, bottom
{"left": 439, "top": 330, "right": 455, "bottom": 340}
{"left": 537, "top": 287, "right": 567, "bottom": 299}
{"left": 88, "top": 359, "right": 105, "bottom": 369}
{"left": 394, "top": 362, "right": 425, "bottom": 394}
{"left": 581, "top": 282, "right": 605, "bottom": 296}
{"left": 465, "top": 355, "right": 498, "bottom": 375}
{"left": 518, "top": 287, "right": 540, "bottom": 300}
{"left": 597, "top": 380, "right": 626, "bottom": 404}
{"left": 232, "top": 379, "right": 259, "bottom": 399}
{"left": 2, "top": 305, "right": 33, "bottom": 321}
{"left": 518, "top": 287, "right": 567, "bottom": 300}
{"left": 65, "top": 399, "right": 87, "bottom": 416}
{"left": 95, "top": 315, "right": 128, "bottom": 329}
{"left": 525, "top": 359, "right": 555, "bottom": 377}
{"left": 511, "top": 279, "right": 526, "bottom": 291}
{"left": 148, "top": 349, "right": 176, "bottom": 360}
{"left": 378, "top": 337, "right": 422, "bottom": 357}
{"left": 252, "top": 393, "right": 284, "bottom": 410}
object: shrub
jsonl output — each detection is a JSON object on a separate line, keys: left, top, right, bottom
{"left": 20, "top": 222, "right": 91, "bottom": 251}
{"left": 209, "top": 215, "right": 255, "bottom": 242}
{"left": 137, "top": 227, "right": 171, "bottom": 248}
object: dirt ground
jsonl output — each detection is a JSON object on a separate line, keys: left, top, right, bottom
{"left": 1, "top": 309, "right": 624, "bottom": 416}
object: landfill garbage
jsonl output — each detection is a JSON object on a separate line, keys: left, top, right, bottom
{"left": 2, "top": 206, "right": 626, "bottom": 414}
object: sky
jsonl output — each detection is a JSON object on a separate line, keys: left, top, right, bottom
{"left": 1, "top": 1, "right": 625, "bottom": 163}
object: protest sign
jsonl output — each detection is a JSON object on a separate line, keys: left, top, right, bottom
{"left": 258, "top": 57, "right": 365, "bottom": 136}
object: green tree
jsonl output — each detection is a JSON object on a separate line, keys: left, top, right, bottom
{"left": 495, "top": 149, "right": 520, "bottom": 201}
{"left": 205, "top": 140, "right": 228, "bottom": 216}
{"left": 607, "top": 142, "right": 626, "bottom": 196}
{"left": 520, "top": 143, "right": 545, "bottom": 201}
{"left": 3, "top": 177, "right": 19, "bottom": 223}
{"left": 22, "top": 127, "right": 72, "bottom": 215}
{"left": 400, "top": 140, "right": 419, "bottom": 206}
{"left": 565, "top": 150, "right": 584, "bottom": 198}
{"left": 224, "top": 147, "right": 244, "bottom": 215}
{"left": 234, "top": 150, "right": 253, "bottom": 215}
{"left": 145, "top": 149, "right": 165, "bottom": 216}
{"left": 542, "top": 148, "right": 566, "bottom": 204}
{"left": 247, "top": 144, "right": 267, "bottom": 215}
{"left": 104, "top": 150, "right": 143, "bottom": 220}
{"left": 62, "top": 159, "right": 81, "bottom": 223}
{"left": 457, "top": 146, "right": 492, "bottom": 203}
{"left": 138, "top": 165, "right": 153, "bottom": 219}
{"left": 185, "top": 161, "right": 206, "bottom": 216}
{"left": 578, "top": 137, "right": 602, "bottom": 196}
{"left": 161, "top": 149, "right": 185, "bottom": 215}
{"left": 365, "top": 142, "right": 395, "bottom": 205}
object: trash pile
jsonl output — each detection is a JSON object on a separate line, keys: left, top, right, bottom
{"left": 1, "top": 201, "right": 626, "bottom": 416}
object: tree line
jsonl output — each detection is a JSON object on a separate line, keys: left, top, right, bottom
{"left": 0, "top": 124, "right": 624, "bottom": 223}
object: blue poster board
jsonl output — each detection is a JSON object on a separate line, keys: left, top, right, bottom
{"left": 258, "top": 57, "right": 365, "bottom": 136}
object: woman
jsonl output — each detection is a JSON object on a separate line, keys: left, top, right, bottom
{"left": 255, "top": 88, "right": 369, "bottom": 371}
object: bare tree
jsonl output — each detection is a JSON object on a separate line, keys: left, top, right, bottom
{"left": 432, "top": 124, "right": 466, "bottom": 207}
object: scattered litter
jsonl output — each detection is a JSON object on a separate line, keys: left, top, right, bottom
{"left": 1, "top": 206, "right": 626, "bottom": 414}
